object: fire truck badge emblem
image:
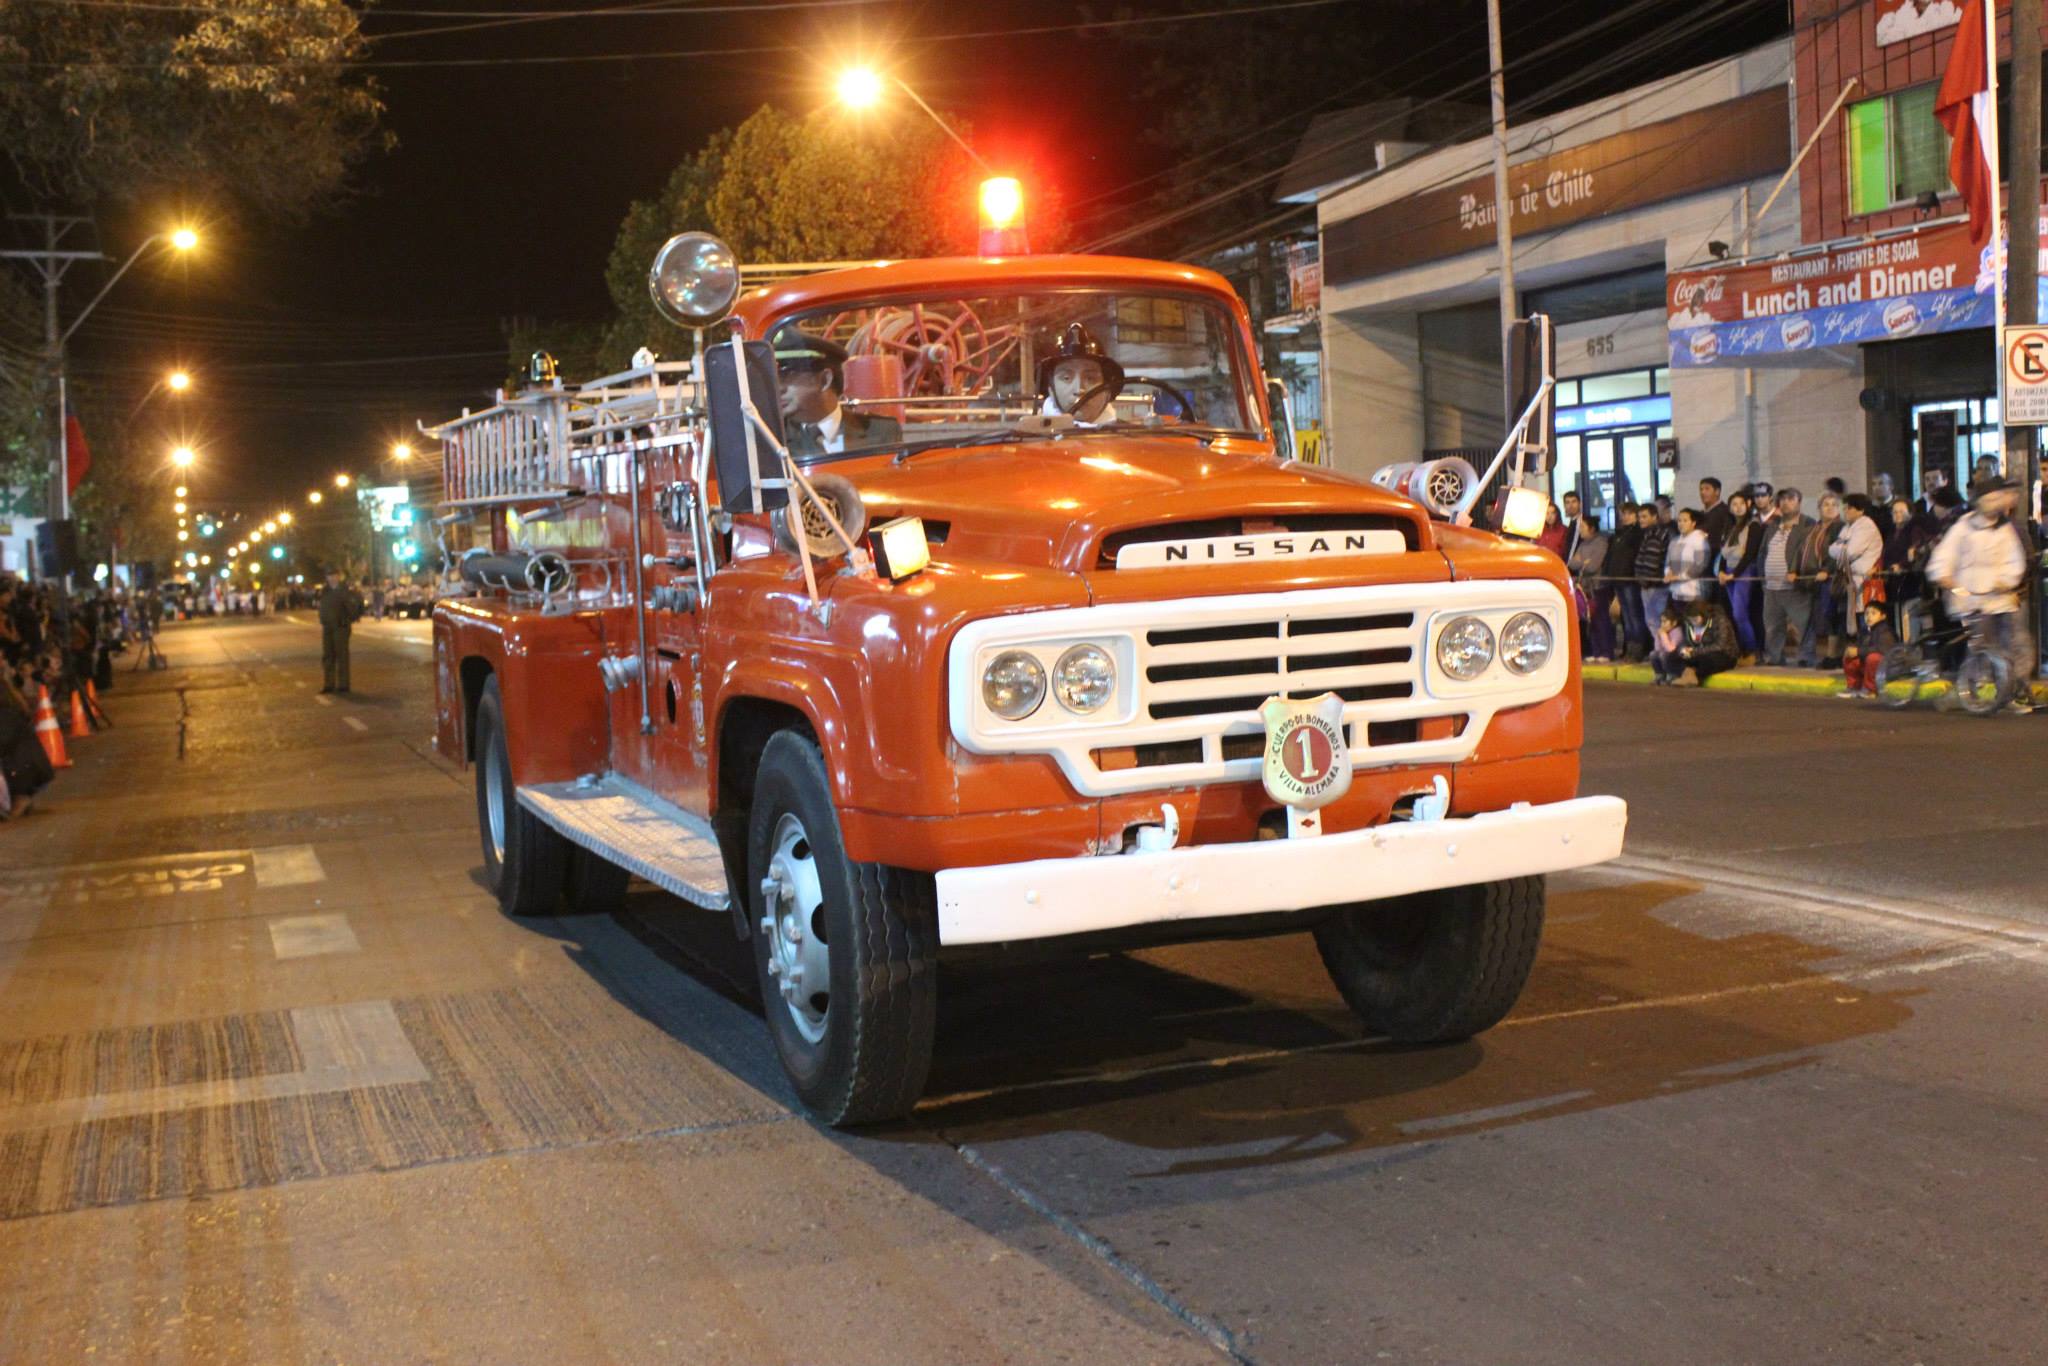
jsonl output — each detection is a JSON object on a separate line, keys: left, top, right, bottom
{"left": 1259, "top": 692, "right": 1352, "bottom": 811}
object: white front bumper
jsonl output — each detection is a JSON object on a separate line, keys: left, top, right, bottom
{"left": 934, "top": 795, "right": 1628, "bottom": 945}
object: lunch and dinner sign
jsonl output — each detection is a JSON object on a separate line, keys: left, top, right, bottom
{"left": 1666, "top": 217, "right": 2048, "bottom": 367}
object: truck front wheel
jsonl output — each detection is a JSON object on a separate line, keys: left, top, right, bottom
{"left": 474, "top": 675, "right": 568, "bottom": 917}
{"left": 1312, "top": 876, "right": 1545, "bottom": 1043}
{"left": 746, "top": 730, "right": 937, "bottom": 1126}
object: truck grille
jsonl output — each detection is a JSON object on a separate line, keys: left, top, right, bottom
{"left": 1141, "top": 611, "right": 1416, "bottom": 721}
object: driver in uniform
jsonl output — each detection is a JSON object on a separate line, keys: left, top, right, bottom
{"left": 1038, "top": 323, "right": 1123, "bottom": 425}
{"left": 774, "top": 329, "right": 903, "bottom": 457}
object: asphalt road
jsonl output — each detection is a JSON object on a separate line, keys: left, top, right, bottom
{"left": 2, "top": 617, "right": 2044, "bottom": 1365}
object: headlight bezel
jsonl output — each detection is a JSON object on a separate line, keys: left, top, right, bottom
{"left": 1499, "top": 611, "right": 1554, "bottom": 675}
{"left": 981, "top": 649, "right": 1047, "bottom": 721}
{"left": 1434, "top": 614, "right": 1496, "bottom": 682}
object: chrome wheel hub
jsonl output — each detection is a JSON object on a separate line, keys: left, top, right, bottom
{"left": 759, "top": 812, "right": 830, "bottom": 1044}
{"left": 484, "top": 738, "right": 507, "bottom": 864}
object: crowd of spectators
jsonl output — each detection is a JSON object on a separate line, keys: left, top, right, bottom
{"left": 1556, "top": 459, "right": 2037, "bottom": 710}
{"left": 0, "top": 573, "right": 124, "bottom": 820}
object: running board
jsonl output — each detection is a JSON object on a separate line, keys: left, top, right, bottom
{"left": 518, "top": 775, "right": 731, "bottom": 911}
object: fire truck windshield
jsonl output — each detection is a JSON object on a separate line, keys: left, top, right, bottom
{"left": 772, "top": 288, "right": 1258, "bottom": 461}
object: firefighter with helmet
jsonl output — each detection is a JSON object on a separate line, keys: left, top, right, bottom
{"left": 1039, "top": 323, "right": 1124, "bottom": 425}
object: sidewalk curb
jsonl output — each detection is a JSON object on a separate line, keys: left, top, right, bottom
{"left": 1582, "top": 661, "right": 2048, "bottom": 702}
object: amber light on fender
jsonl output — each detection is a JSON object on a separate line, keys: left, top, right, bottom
{"left": 1499, "top": 486, "right": 1548, "bottom": 540}
{"left": 870, "top": 516, "right": 931, "bottom": 581}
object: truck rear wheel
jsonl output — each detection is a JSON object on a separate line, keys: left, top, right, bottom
{"left": 563, "top": 846, "right": 631, "bottom": 915}
{"left": 746, "top": 730, "right": 937, "bottom": 1126}
{"left": 474, "top": 675, "right": 568, "bottom": 917}
{"left": 1312, "top": 875, "right": 1545, "bottom": 1043}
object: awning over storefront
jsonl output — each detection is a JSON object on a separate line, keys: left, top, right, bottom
{"left": 1666, "top": 218, "right": 2048, "bottom": 368}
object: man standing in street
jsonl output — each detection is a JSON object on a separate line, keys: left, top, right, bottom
{"left": 318, "top": 568, "right": 362, "bottom": 695}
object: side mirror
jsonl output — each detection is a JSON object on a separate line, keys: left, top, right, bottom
{"left": 703, "top": 338, "right": 790, "bottom": 515}
{"left": 1506, "top": 314, "right": 1556, "bottom": 476}
{"left": 1266, "top": 377, "right": 1296, "bottom": 459}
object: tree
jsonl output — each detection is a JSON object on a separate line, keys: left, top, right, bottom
{"left": 590, "top": 105, "right": 1066, "bottom": 374}
{"left": 0, "top": 0, "right": 388, "bottom": 219}
{"left": 0, "top": 271, "right": 42, "bottom": 493}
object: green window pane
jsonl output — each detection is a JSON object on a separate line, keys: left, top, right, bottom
{"left": 1892, "top": 84, "right": 1950, "bottom": 200}
{"left": 1848, "top": 96, "right": 1891, "bottom": 216}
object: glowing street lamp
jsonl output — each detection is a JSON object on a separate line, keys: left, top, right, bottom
{"left": 166, "top": 369, "right": 192, "bottom": 393}
{"left": 169, "top": 227, "right": 199, "bottom": 253}
{"left": 278, "top": 512, "right": 293, "bottom": 526}
{"left": 833, "top": 65, "right": 991, "bottom": 171}
{"left": 262, "top": 520, "right": 276, "bottom": 534}
{"left": 836, "top": 66, "right": 885, "bottom": 110}
{"left": 176, "top": 529, "right": 189, "bottom": 542}
{"left": 174, "top": 485, "right": 188, "bottom": 498}
{"left": 334, "top": 473, "right": 351, "bottom": 489}
{"left": 308, "top": 490, "right": 324, "bottom": 505}
{"left": 391, "top": 442, "right": 413, "bottom": 461}
{"left": 171, "top": 445, "right": 196, "bottom": 469}
{"left": 173, "top": 500, "right": 187, "bottom": 514}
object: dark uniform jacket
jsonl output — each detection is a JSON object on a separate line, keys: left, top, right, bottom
{"left": 318, "top": 584, "right": 362, "bottom": 631}
{"left": 786, "top": 407, "right": 904, "bottom": 459}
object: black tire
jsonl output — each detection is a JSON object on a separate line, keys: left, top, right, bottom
{"left": 563, "top": 844, "right": 631, "bottom": 915}
{"left": 747, "top": 729, "right": 937, "bottom": 1126}
{"left": 1876, "top": 644, "right": 1922, "bottom": 709}
{"left": 1313, "top": 876, "right": 1545, "bottom": 1043}
{"left": 474, "top": 675, "right": 568, "bottom": 916}
{"left": 1955, "top": 650, "right": 2013, "bottom": 716}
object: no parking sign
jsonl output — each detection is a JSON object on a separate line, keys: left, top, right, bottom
{"left": 2003, "top": 326, "right": 2048, "bottom": 425}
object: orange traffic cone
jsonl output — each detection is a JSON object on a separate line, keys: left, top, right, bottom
{"left": 68, "top": 689, "right": 91, "bottom": 739}
{"left": 85, "top": 680, "right": 110, "bottom": 728}
{"left": 33, "top": 687, "right": 72, "bottom": 770}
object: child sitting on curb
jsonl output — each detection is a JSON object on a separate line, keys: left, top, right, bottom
{"left": 1838, "top": 602, "right": 1898, "bottom": 700}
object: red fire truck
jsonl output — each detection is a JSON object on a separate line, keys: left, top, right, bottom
{"left": 428, "top": 233, "right": 1627, "bottom": 1125}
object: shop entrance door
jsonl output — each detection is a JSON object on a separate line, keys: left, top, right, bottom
{"left": 1578, "top": 427, "right": 1660, "bottom": 528}
{"left": 1909, "top": 397, "right": 2001, "bottom": 491}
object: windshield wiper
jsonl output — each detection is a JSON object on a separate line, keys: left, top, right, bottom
{"left": 1072, "top": 422, "right": 1237, "bottom": 443}
{"left": 892, "top": 429, "right": 1049, "bottom": 465}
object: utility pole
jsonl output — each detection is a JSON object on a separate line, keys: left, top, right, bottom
{"left": 1, "top": 214, "right": 103, "bottom": 525}
{"left": 2012, "top": 0, "right": 2041, "bottom": 519}
{"left": 2012, "top": 0, "right": 2043, "bottom": 679}
{"left": 1485, "top": 0, "right": 1519, "bottom": 436}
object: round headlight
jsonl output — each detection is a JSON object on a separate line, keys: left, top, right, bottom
{"left": 1436, "top": 615, "right": 1495, "bottom": 681}
{"left": 1053, "top": 644, "right": 1117, "bottom": 713}
{"left": 982, "top": 650, "right": 1046, "bottom": 720}
{"left": 1500, "top": 612, "right": 1553, "bottom": 674}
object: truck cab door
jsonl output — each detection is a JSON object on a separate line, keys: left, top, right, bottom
{"left": 639, "top": 440, "right": 713, "bottom": 817}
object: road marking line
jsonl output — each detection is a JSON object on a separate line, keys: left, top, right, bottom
{"left": 269, "top": 913, "right": 359, "bottom": 959}
{"left": 0, "top": 1000, "right": 426, "bottom": 1136}
{"left": 342, "top": 716, "right": 369, "bottom": 733}
{"left": 314, "top": 693, "right": 334, "bottom": 706}
{"left": 252, "top": 845, "right": 325, "bottom": 888}
{"left": 1398, "top": 1089, "right": 1598, "bottom": 1135}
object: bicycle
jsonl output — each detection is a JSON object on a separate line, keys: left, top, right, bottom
{"left": 1876, "top": 606, "right": 2015, "bottom": 715}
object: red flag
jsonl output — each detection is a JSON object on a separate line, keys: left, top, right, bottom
{"left": 63, "top": 407, "right": 91, "bottom": 495}
{"left": 1936, "top": 0, "right": 1996, "bottom": 248}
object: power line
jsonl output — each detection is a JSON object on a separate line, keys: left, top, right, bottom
{"left": 1, "top": 0, "right": 1377, "bottom": 69}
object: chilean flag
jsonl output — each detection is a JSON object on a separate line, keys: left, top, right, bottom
{"left": 1936, "top": 0, "right": 1997, "bottom": 249}
{"left": 64, "top": 406, "right": 91, "bottom": 495}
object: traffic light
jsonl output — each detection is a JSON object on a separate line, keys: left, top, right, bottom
{"left": 979, "top": 177, "right": 1028, "bottom": 256}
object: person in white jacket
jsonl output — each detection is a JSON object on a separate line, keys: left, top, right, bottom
{"left": 1829, "top": 494, "right": 1884, "bottom": 615}
{"left": 1927, "top": 478, "right": 2031, "bottom": 712}
{"left": 1664, "top": 507, "right": 1713, "bottom": 604}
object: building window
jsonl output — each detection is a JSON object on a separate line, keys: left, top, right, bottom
{"left": 1847, "top": 84, "right": 1949, "bottom": 216}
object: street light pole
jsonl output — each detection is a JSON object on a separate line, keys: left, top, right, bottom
{"left": 1485, "top": 0, "right": 1520, "bottom": 439}
{"left": 2, "top": 217, "right": 197, "bottom": 527}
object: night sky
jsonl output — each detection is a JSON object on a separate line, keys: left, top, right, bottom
{"left": 50, "top": 0, "right": 1789, "bottom": 515}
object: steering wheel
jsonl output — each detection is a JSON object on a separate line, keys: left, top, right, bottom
{"left": 1071, "top": 375, "right": 1198, "bottom": 424}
